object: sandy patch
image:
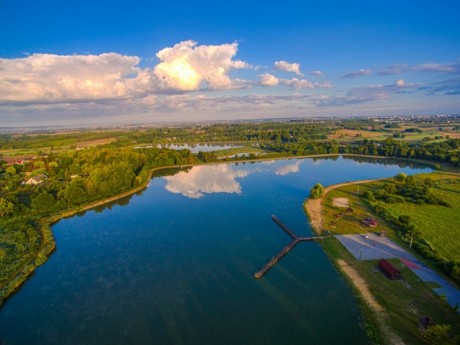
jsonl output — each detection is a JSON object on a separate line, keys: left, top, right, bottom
{"left": 333, "top": 197, "right": 349, "bottom": 208}
{"left": 337, "top": 259, "right": 405, "bottom": 345}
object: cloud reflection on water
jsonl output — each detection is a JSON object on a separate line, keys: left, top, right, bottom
{"left": 164, "top": 165, "right": 250, "bottom": 199}
{"left": 275, "top": 160, "right": 302, "bottom": 176}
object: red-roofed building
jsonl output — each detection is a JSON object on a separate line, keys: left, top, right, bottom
{"left": 379, "top": 259, "right": 400, "bottom": 279}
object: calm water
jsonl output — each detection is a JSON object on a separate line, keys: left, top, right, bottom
{"left": 0, "top": 156, "right": 431, "bottom": 345}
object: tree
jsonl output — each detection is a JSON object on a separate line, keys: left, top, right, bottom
{"left": 394, "top": 172, "right": 407, "bottom": 183}
{"left": 31, "top": 191, "right": 56, "bottom": 213}
{"left": 309, "top": 183, "right": 324, "bottom": 199}
{"left": 0, "top": 197, "right": 14, "bottom": 217}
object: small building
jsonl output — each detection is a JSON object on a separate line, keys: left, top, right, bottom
{"left": 362, "top": 217, "right": 378, "bottom": 228}
{"left": 379, "top": 259, "right": 400, "bottom": 279}
{"left": 25, "top": 174, "right": 48, "bottom": 185}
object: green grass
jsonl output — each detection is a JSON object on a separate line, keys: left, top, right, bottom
{"left": 322, "top": 182, "right": 397, "bottom": 237}
{"left": 384, "top": 175, "right": 460, "bottom": 262}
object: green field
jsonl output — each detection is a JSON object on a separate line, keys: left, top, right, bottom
{"left": 322, "top": 181, "right": 397, "bottom": 237}
{"left": 385, "top": 174, "right": 460, "bottom": 261}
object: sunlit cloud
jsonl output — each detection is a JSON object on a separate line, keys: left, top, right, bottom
{"left": 154, "top": 40, "right": 250, "bottom": 91}
{"left": 274, "top": 60, "right": 303, "bottom": 76}
{"left": 0, "top": 53, "right": 147, "bottom": 104}
{"left": 163, "top": 164, "right": 250, "bottom": 199}
{"left": 260, "top": 73, "right": 279, "bottom": 86}
{"left": 0, "top": 40, "right": 252, "bottom": 106}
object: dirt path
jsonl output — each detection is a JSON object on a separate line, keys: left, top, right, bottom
{"left": 337, "top": 260, "right": 405, "bottom": 345}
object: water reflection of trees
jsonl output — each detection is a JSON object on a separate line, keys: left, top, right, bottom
{"left": 342, "top": 155, "right": 431, "bottom": 169}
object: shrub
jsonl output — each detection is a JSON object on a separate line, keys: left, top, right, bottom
{"left": 309, "top": 183, "right": 324, "bottom": 199}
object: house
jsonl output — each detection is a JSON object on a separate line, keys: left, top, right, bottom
{"left": 362, "top": 217, "right": 378, "bottom": 228}
{"left": 379, "top": 259, "right": 400, "bottom": 279}
{"left": 25, "top": 174, "right": 48, "bottom": 185}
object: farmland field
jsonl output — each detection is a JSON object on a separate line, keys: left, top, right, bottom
{"left": 385, "top": 173, "right": 460, "bottom": 262}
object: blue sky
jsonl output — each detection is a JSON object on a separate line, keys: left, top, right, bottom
{"left": 1, "top": 0, "right": 459, "bottom": 126}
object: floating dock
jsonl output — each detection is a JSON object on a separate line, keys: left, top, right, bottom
{"left": 254, "top": 215, "right": 323, "bottom": 279}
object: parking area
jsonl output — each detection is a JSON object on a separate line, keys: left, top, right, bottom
{"left": 335, "top": 233, "right": 460, "bottom": 311}
{"left": 335, "top": 233, "right": 414, "bottom": 261}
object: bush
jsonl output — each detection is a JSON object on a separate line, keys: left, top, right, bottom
{"left": 309, "top": 183, "right": 324, "bottom": 199}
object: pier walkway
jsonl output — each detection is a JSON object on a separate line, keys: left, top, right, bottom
{"left": 254, "top": 215, "right": 323, "bottom": 279}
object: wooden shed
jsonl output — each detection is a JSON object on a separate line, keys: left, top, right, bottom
{"left": 379, "top": 259, "right": 400, "bottom": 279}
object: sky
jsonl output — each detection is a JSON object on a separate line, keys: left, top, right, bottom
{"left": 1, "top": 0, "right": 459, "bottom": 127}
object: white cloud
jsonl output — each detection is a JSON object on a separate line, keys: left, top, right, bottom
{"left": 274, "top": 60, "right": 303, "bottom": 76}
{"left": 280, "top": 78, "right": 332, "bottom": 89}
{"left": 309, "top": 70, "right": 324, "bottom": 77}
{"left": 0, "top": 53, "right": 146, "bottom": 103}
{"left": 163, "top": 164, "right": 250, "bottom": 199}
{"left": 154, "top": 40, "right": 249, "bottom": 91}
{"left": 260, "top": 73, "right": 279, "bottom": 86}
{"left": 0, "top": 40, "right": 252, "bottom": 107}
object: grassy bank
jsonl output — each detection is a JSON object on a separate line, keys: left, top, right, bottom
{"left": 306, "top": 172, "right": 460, "bottom": 344}
{"left": 321, "top": 237, "right": 460, "bottom": 345}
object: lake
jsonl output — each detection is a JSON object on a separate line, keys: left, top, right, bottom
{"left": 0, "top": 156, "right": 431, "bottom": 345}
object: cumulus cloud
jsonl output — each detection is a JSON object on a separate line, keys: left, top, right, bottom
{"left": 0, "top": 40, "right": 252, "bottom": 107}
{"left": 275, "top": 161, "right": 302, "bottom": 176}
{"left": 0, "top": 53, "right": 147, "bottom": 104}
{"left": 274, "top": 60, "right": 303, "bottom": 76}
{"left": 341, "top": 68, "right": 371, "bottom": 79}
{"left": 154, "top": 40, "right": 249, "bottom": 91}
{"left": 259, "top": 73, "right": 279, "bottom": 86}
{"left": 163, "top": 165, "right": 250, "bottom": 199}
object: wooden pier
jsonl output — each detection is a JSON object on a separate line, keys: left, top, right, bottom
{"left": 254, "top": 215, "right": 323, "bottom": 279}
